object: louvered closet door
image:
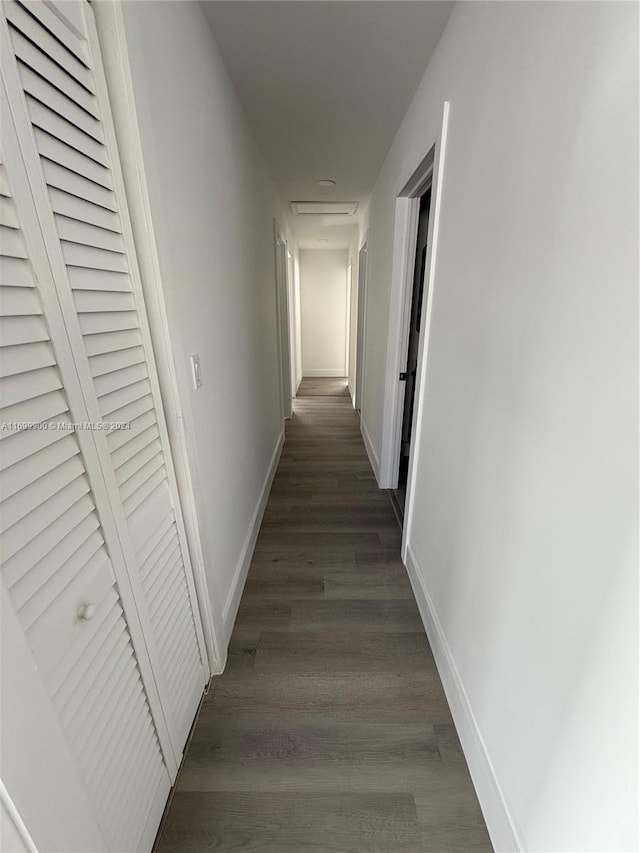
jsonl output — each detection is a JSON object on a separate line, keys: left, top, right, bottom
{"left": 1, "top": 0, "right": 208, "bottom": 757}
{"left": 0, "top": 135, "right": 171, "bottom": 851}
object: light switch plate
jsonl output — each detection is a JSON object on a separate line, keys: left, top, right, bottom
{"left": 190, "top": 354, "right": 202, "bottom": 389}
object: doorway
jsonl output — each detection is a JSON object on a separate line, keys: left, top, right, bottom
{"left": 275, "top": 233, "right": 293, "bottom": 419}
{"left": 392, "top": 188, "right": 432, "bottom": 517}
{"left": 354, "top": 242, "right": 368, "bottom": 411}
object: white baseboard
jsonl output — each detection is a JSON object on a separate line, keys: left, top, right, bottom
{"left": 404, "top": 543, "right": 523, "bottom": 853}
{"left": 302, "top": 369, "right": 347, "bottom": 377}
{"left": 295, "top": 372, "right": 303, "bottom": 394}
{"left": 221, "top": 429, "right": 284, "bottom": 645}
{"left": 360, "top": 415, "right": 381, "bottom": 485}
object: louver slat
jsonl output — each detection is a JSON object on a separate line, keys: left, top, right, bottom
{"left": 90, "top": 345, "right": 145, "bottom": 379}
{"left": 113, "top": 423, "right": 160, "bottom": 476}
{"left": 0, "top": 411, "right": 73, "bottom": 467}
{"left": 18, "top": 64, "right": 103, "bottom": 143}
{"left": 0, "top": 195, "right": 20, "bottom": 228}
{"left": 49, "top": 187, "right": 118, "bottom": 231}
{"left": 0, "top": 223, "right": 28, "bottom": 257}
{"left": 0, "top": 313, "right": 48, "bottom": 346}
{"left": 57, "top": 216, "right": 125, "bottom": 254}
{"left": 42, "top": 160, "right": 116, "bottom": 211}
{"left": 0, "top": 285, "right": 43, "bottom": 315}
{"left": 36, "top": 130, "right": 112, "bottom": 190}
{"left": 1, "top": 432, "right": 78, "bottom": 499}
{"left": 0, "top": 340, "right": 54, "bottom": 376}
{"left": 28, "top": 99, "right": 108, "bottom": 168}
{"left": 8, "top": 27, "right": 98, "bottom": 118}
{"left": 0, "top": 255, "right": 35, "bottom": 287}
{"left": 5, "top": 0, "right": 91, "bottom": 85}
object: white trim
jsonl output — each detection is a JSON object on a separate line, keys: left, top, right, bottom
{"left": 92, "top": 1, "right": 225, "bottom": 675}
{"left": 274, "top": 227, "right": 293, "bottom": 420}
{"left": 403, "top": 101, "right": 450, "bottom": 559}
{"left": 287, "top": 253, "right": 297, "bottom": 399}
{"left": 354, "top": 239, "right": 369, "bottom": 411}
{"left": 403, "top": 544, "right": 523, "bottom": 853}
{"left": 360, "top": 415, "right": 381, "bottom": 485}
{"left": 221, "top": 429, "right": 284, "bottom": 644}
{"left": 347, "top": 260, "right": 356, "bottom": 404}
{"left": 344, "top": 262, "right": 352, "bottom": 379}
{"left": 0, "top": 779, "right": 38, "bottom": 853}
{"left": 293, "top": 255, "right": 303, "bottom": 393}
{"left": 303, "top": 369, "right": 347, "bottom": 378}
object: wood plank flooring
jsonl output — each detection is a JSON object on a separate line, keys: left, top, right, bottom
{"left": 296, "top": 376, "right": 351, "bottom": 396}
{"left": 154, "top": 379, "right": 493, "bottom": 852}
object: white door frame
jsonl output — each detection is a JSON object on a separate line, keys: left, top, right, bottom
{"left": 287, "top": 252, "right": 298, "bottom": 397}
{"left": 274, "top": 228, "right": 293, "bottom": 419}
{"left": 354, "top": 240, "right": 368, "bottom": 411}
{"left": 378, "top": 102, "right": 450, "bottom": 556}
{"left": 345, "top": 262, "right": 352, "bottom": 381}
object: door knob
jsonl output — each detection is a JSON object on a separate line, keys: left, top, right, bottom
{"left": 78, "top": 603, "right": 96, "bottom": 621}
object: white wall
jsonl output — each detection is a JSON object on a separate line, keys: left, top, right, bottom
{"left": 114, "top": 1, "right": 296, "bottom": 649}
{"left": 300, "top": 250, "right": 349, "bottom": 377}
{"left": 360, "top": 2, "right": 638, "bottom": 851}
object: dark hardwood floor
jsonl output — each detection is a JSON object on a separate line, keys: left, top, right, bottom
{"left": 154, "top": 378, "right": 493, "bottom": 852}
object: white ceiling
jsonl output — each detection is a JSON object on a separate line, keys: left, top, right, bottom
{"left": 202, "top": 1, "right": 453, "bottom": 248}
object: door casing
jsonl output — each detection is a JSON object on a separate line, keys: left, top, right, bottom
{"left": 275, "top": 229, "right": 293, "bottom": 419}
{"left": 354, "top": 241, "right": 368, "bottom": 411}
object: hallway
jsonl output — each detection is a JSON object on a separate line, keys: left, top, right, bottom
{"left": 154, "top": 379, "right": 492, "bottom": 852}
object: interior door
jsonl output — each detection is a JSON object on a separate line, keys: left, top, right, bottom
{"left": 1, "top": 0, "right": 208, "bottom": 762}
{"left": 0, "top": 116, "right": 171, "bottom": 853}
{"left": 397, "top": 188, "right": 432, "bottom": 508}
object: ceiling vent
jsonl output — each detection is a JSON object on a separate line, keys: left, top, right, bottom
{"left": 290, "top": 201, "right": 359, "bottom": 216}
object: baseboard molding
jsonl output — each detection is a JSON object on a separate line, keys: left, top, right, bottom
{"left": 221, "top": 429, "right": 284, "bottom": 645}
{"left": 303, "top": 369, "right": 347, "bottom": 377}
{"left": 295, "top": 372, "right": 303, "bottom": 394}
{"left": 360, "top": 415, "right": 381, "bottom": 485}
{"left": 404, "top": 543, "right": 523, "bottom": 853}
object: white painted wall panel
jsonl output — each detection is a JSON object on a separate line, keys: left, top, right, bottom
{"left": 300, "top": 249, "right": 348, "bottom": 377}
{"left": 360, "top": 3, "right": 638, "bottom": 850}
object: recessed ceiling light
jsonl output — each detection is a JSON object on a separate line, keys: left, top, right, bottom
{"left": 317, "top": 238, "right": 330, "bottom": 243}
{"left": 315, "top": 179, "right": 336, "bottom": 188}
